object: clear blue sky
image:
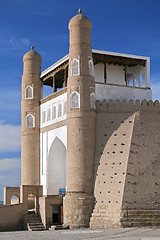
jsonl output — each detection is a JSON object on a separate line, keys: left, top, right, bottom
{"left": 0, "top": 0, "right": 160, "bottom": 201}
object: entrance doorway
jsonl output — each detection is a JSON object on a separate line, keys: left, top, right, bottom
{"left": 52, "top": 205, "right": 63, "bottom": 225}
{"left": 28, "top": 194, "right": 36, "bottom": 213}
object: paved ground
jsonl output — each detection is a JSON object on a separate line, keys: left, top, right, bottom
{"left": 0, "top": 228, "right": 160, "bottom": 240}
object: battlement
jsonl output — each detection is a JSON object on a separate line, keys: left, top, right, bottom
{"left": 96, "top": 99, "right": 160, "bottom": 113}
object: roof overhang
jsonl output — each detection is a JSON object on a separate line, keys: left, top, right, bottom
{"left": 41, "top": 49, "right": 149, "bottom": 85}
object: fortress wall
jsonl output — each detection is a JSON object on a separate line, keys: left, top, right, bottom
{"left": 122, "top": 111, "right": 160, "bottom": 210}
{"left": 93, "top": 111, "right": 135, "bottom": 226}
{"left": 0, "top": 203, "right": 27, "bottom": 231}
{"left": 91, "top": 99, "right": 160, "bottom": 227}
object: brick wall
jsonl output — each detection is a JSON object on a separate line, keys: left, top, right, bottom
{"left": 91, "top": 99, "right": 160, "bottom": 227}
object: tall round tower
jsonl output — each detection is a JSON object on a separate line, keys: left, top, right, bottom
{"left": 63, "top": 10, "right": 96, "bottom": 228}
{"left": 21, "top": 46, "right": 42, "bottom": 186}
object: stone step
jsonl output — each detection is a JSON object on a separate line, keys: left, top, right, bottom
{"left": 26, "top": 213, "right": 46, "bottom": 231}
{"left": 121, "top": 218, "right": 160, "bottom": 222}
{"left": 122, "top": 210, "right": 160, "bottom": 215}
{"left": 122, "top": 213, "right": 160, "bottom": 216}
{"left": 28, "top": 210, "right": 35, "bottom": 214}
{"left": 122, "top": 215, "right": 160, "bottom": 220}
{"left": 50, "top": 225, "right": 69, "bottom": 230}
{"left": 29, "top": 227, "right": 46, "bottom": 231}
{"left": 27, "top": 216, "right": 41, "bottom": 218}
{"left": 29, "top": 225, "right": 45, "bottom": 228}
{"left": 27, "top": 214, "right": 40, "bottom": 217}
{"left": 28, "top": 225, "right": 46, "bottom": 231}
{"left": 27, "top": 215, "right": 40, "bottom": 218}
{"left": 27, "top": 218, "right": 42, "bottom": 222}
{"left": 121, "top": 221, "right": 160, "bottom": 227}
{"left": 120, "top": 209, "right": 160, "bottom": 227}
{"left": 28, "top": 222, "right": 44, "bottom": 226}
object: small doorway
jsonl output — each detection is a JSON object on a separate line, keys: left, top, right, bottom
{"left": 28, "top": 194, "right": 36, "bottom": 213}
{"left": 52, "top": 205, "right": 63, "bottom": 225}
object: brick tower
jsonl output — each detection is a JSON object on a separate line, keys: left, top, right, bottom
{"left": 21, "top": 46, "right": 42, "bottom": 186}
{"left": 63, "top": 10, "right": 96, "bottom": 228}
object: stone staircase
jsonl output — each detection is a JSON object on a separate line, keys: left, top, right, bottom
{"left": 25, "top": 212, "right": 46, "bottom": 231}
{"left": 121, "top": 209, "right": 160, "bottom": 227}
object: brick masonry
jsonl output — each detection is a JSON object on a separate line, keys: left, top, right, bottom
{"left": 63, "top": 192, "right": 94, "bottom": 228}
{"left": 90, "top": 100, "right": 160, "bottom": 228}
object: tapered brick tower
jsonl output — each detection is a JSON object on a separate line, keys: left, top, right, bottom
{"left": 63, "top": 10, "right": 96, "bottom": 228}
{"left": 21, "top": 46, "right": 42, "bottom": 186}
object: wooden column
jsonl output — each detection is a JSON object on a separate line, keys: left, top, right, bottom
{"left": 104, "top": 61, "right": 107, "bottom": 83}
{"left": 53, "top": 75, "right": 56, "bottom": 93}
{"left": 64, "top": 67, "right": 68, "bottom": 87}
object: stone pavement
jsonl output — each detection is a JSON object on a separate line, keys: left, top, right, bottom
{"left": 0, "top": 228, "right": 160, "bottom": 240}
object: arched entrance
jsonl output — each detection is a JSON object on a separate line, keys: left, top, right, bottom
{"left": 28, "top": 194, "right": 36, "bottom": 212}
{"left": 47, "top": 137, "right": 66, "bottom": 195}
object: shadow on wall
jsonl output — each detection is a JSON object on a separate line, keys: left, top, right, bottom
{"left": 93, "top": 112, "right": 135, "bottom": 189}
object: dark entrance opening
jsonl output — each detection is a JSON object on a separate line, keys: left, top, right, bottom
{"left": 52, "top": 205, "right": 63, "bottom": 225}
{"left": 52, "top": 213, "right": 59, "bottom": 224}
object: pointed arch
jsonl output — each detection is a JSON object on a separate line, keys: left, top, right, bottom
{"left": 47, "top": 137, "right": 66, "bottom": 195}
{"left": 47, "top": 107, "right": 51, "bottom": 122}
{"left": 52, "top": 104, "right": 56, "bottom": 120}
{"left": 63, "top": 99, "right": 67, "bottom": 115}
{"left": 42, "top": 109, "right": 46, "bottom": 123}
{"left": 28, "top": 194, "right": 36, "bottom": 211}
{"left": 71, "top": 58, "right": 80, "bottom": 76}
{"left": 11, "top": 195, "right": 19, "bottom": 205}
{"left": 90, "top": 92, "right": 96, "bottom": 109}
{"left": 70, "top": 91, "right": 80, "bottom": 109}
{"left": 89, "top": 58, "right": 94, "bottom": 76}
{"left": 25, "top": 85, "right": 33, "bottom": 99}
{"left": 58, "top": 101, "right": 62, "bottom": 117}
{"left": 26, "top": 114, "right": 35, "bottom": 128}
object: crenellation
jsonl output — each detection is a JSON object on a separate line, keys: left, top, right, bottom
{"left": 96, "top": 99, "right": 160, "bottom": 113}
{"left": 135, "top": 99, "right": 140, "bottom": 106}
